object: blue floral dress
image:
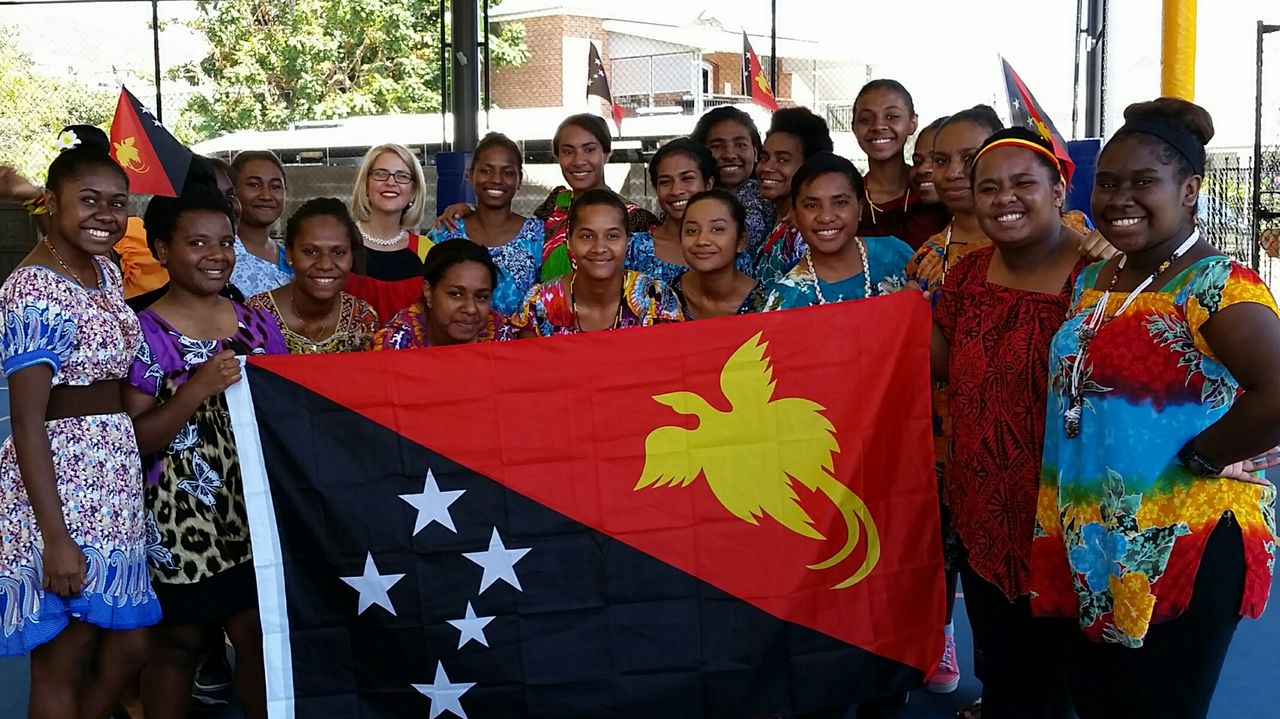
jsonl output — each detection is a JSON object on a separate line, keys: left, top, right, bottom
{"left": 736, "top": 180, "right": 776, "bottom": 261}
{"left": 0, "top": 259, "right": 161, "bottom": 654}
{"left": 762, "top": 236, "right": 916, "bottom": 310}
{"left": 624, "top": 228, "right": 754, "bottom": 286}
{"left": 431, "top": 216, "right": 545, "bottom": 317}
{"left": 230, "top": 236, "right": 292, "bottom": 298}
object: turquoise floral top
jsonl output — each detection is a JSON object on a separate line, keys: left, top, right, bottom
{"left": 431, "top": 216, "right": 546, "bottom": 317}
{"left": 761, "top": 236, "right": 915, "bottom": 310}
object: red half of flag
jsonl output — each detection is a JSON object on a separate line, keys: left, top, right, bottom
{"left": 587, "top": 43, "right": 624, "bottom": 134}
{"left": 1001, "top": 58, "right": 1075, "bottom": 184}
{"left": 108, "top": 86, "right": 192, "bottom": 197}
{"left": 742, "top": 32, "right": 779, "bottom": 111}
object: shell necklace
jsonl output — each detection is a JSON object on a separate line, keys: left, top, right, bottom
{"left": 805, "top": 237, "right": 872, "bottom": 305}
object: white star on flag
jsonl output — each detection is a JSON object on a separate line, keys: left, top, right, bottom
{"left": 400, "top": 469, "right": 466, "bottom": 535}
{"left": 463, "top": 528, "right": 531, "bottom": 593}
{"left": 339, "top": 552, "right": 405, "bottom": 615}
{"left": 412, "top": 661, "right": 475, "bottom": 719}
{"left": 446, "top": 602, "right": 495, "bottom": 649}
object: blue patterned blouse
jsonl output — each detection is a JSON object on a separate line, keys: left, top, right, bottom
{"left": 431, "top": 216, "right": 546, "bottom": 317}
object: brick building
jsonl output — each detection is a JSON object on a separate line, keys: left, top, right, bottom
{"left": 490, "top": 3, "right": 872, "bottom": 136}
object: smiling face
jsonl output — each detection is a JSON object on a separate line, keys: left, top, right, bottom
{"left": 909, "top": 127, "right": 941, "bottom": 203}
{"left": 568, "top": 203, "right": 628, "bottom": 282}
{"left": 288, "top": 215, "right": 354, "bottom": 303}
{"left": 470, "top": 145, "right": 521, "bottom": 210}
{"left": 425, "top": 261, "right": 494, "bottom": 345}
{"left": 366, "top": 151, "right": 416, "bottom": 216}
{"left": 654, "top": 153, "right": 712, "bottom": 223}
{"left": 1092, "top": 134, "right": 1200, "bottom": 255}
{"left": 681, "top": 197, "right": 746, "bottom": 273}
{"left": 704, "top": 119, "right": 757, "bottom": 191}
{"left": 237, "top": 158, "right": 285, "bottom": 229}
{"left": 155, "top": 209, "right": 236, "bottom": 297}
{"left": 973, "top": 145, "right": 1064, "bottom": 249}
{"left": 757, "top": 132, "right": 804, "bottom": 203}
{"left": 557, "top": 125, "right": 607, "bottom": 193}
{"left": 854, "top": 88, "right": 918, "bottom": 163}
{"left": 48, "top": 164, "right": 129, "bottom": 257}
{"left": 932, "top": 120, "right": 992, "bottom": 214}
{"left": 793, "top": 172, "right": 861, "bottom": 258}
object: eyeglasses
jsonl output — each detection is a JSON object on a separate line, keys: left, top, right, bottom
{"left": 370, "top": 169, "right": 414, "bottom": 185}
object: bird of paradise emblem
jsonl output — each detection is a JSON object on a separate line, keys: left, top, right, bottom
{"left": 636, "top": 332, "right": 880, "bottom": 588}
{"left": 113, "top": 137, "right": 149, "bottom": 173}
{"left": 754, "top": 72, "right": 774, "bottom": 98}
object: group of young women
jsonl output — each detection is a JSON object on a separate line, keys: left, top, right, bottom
{"left": 0, "top": 76, "right": 1276, "bottom": 719}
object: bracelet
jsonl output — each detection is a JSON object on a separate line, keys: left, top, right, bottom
{"left": 22, "top": 193, "right": 47, "bottom": 216}
{"left": 1177, "top": 438, "right": 1224, "bottom": 477}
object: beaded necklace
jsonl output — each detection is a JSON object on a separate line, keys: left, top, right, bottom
{"left": 569, "top": 272, "right": 625, "bottom": 332}
{"left": 804, "top": 237, "right": 872, "bottom": 305}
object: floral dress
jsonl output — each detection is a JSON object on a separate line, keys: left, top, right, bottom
{"left": 624, "top": 227, "right": 754, "bottom": 286}
{"left": 762, "top": 236, "right": 916, "bottom": 310}
{"left": 431, "top": 216, "right": 546, "bottom": 316}
{"left": 370, "top": 300, "right": 509, "bottom": 349}
{"left": 129, "top": 303, "right": 286, "bottom": 622}
{"left": 0, "top": 259, "right": 161, "bottom": 654}
{"left": 1031, "top": 257, "right": 1280, "bottom": 647}
{"left": 507, "top": 271, "right": 683, "bottom": 337}
{"left": 246, "top": 290, "right": 378, "bottom": 354}
{"left": 532, "top": 187, "right": 658, "bottom": 283}
{"left": 230, "top": 236, "right": 292, "bottom": 298}
{"left": 755, "top": 222, "right": 806, "bottom": 284}
{"left": 736, "top": 179, "right": 776, "bottom": 261}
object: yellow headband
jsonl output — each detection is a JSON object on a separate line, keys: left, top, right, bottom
{"left": 973, "top": 137, "right": 1062, "bottom": 178}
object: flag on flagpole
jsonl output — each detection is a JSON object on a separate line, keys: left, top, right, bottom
{"left": 108, "top": 86, "right": 193, "bottom": 197}
{"left": 227, "top": 294, "right": 944, "bottom": 718}
{"left": 742, "top": 32, "right": 779, "bottom": 111}
{"left": 1001, "top": 58, "right": 1076, "bottom": 184}
{"left": 587, "top": 43, "right": 624, "bottom": 134}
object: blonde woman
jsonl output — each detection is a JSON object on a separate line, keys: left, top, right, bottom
{"left": 345, "top": 143, "right": 435, "bottom": 319}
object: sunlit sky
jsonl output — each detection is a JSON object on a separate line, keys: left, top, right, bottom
{"left": 5, "top": 0, "right": 1278, "bottom": 147}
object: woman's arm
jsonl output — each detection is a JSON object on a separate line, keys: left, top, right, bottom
{"left": 1190, "top": 302, "right": 1280, "bottom": 468}
{"left": 9, "top": 366, "right": 85, "bottom": 596}
{"left": 126, "top": 349, "right": 242, "bottom": 455}
{"left": 930, "top": 322, "right": 949, "bottom": 384}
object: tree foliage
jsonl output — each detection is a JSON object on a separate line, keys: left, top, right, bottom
{"left": 0, "top": 24, "right": 115, "bottom": 181}
{"left": 172, "top": 0, "right": 527, "bottom": 140}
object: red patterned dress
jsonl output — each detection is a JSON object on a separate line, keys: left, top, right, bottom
{"left": 935, "top": 247, "right": 1086, "bottom": 598}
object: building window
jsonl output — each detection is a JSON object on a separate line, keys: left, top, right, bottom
{"left": 701, "top": 61, "right": 714, "bottom": 94}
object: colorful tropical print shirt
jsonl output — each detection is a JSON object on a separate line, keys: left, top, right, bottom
{"left": 369, "top": 299, "right": 508, "bottom": 349}
{"left": 1031, "top": 256, "right": 1279, "bottom": 647}
{"left": 507, "top": 270, "right": 683, "bottom": 337}
{"left": 761, "top": 236, "right": 916, "bottom": 311}
{"left": 531, "top": 187, "right": 658, "bottom": 283}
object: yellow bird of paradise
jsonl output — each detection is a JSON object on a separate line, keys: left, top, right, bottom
{"left": 113, "top": 137, "right": 149, "bottom": 173}
{"left": 754, "top": 72, "right": 773, "bottom": 97}
{"left": 635, "top": 332, "right": 880, "bottom": 589}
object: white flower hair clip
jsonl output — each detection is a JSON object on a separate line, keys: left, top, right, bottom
{"left": 55, "top": 129, "right": 82, "bottom": 153}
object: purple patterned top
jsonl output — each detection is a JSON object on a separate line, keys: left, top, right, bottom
{"left": 128, "top": 302, "right": 286, "bottom": 585}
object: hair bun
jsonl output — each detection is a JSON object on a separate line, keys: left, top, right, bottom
{"left": 1121, "top": 98, "right": 1215, "bottom": 147}
{"left": 55, "top": 125, "right": 112, "bottom": 156}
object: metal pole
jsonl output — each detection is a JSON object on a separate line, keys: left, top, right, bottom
{"left": 1254, "top": 21, "right": 1267, "bottom": 271}
{"left": 439, "top": 0, "right": 448, "bottom": 150}
{"left": 769, "top": 0, "right": 777, "bottom": 95}
{"left": 482, "top": 0, "right": 491, "bottom": 130}
{"left": 152, "top": 0, "right": 162, "bottom": 122}
{"left": 451, "top": 0, "right": 480, "bottom": 150}
{"left": 1084, "top": 0, "right": 1106, "bottom": 137}
{"left": 1160, "top": 0, "right": 1197, "bottom": 99}
{"left": 1071, "top": 0, "right": 1083, "bottom": 139}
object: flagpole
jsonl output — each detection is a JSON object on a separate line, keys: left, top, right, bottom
{"left": 769, "top": 0, "right": 777, "bottom": 95}
{"left": 151, "top": 0, "right": 163, "bottom": 123}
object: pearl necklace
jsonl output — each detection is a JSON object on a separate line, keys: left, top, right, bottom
{"left": 359, "top": 224, "right": 409, "bottom": 248}
{"left": 805, "top": 237, "right": 872, "bottom": 305}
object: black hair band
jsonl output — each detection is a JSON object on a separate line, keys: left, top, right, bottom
{"left": 1113, "top": 118, "right": 1205, "bottom": 175}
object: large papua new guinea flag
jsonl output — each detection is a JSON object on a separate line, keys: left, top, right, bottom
{"left": 226, "top": 292, "right": 943, "bottom": 718}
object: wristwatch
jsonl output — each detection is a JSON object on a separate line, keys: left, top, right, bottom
{"left": 1178, "top": 438, "right": 1223, "bottom": 477}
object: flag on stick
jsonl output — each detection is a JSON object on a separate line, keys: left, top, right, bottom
{"left": 108, "top": 86, "right": 192, "bottom": 197}
{"left": 227, "top": 295, "right": 945, "bottom": 718}
{"left": 1001, "top": 58, "right": 1076, "bottom": 183}
{"left": 587, "top": 43, "right": 625, "bottom": 133}
{"left": 742, "top": 32, "right": 779, "bottom": 111}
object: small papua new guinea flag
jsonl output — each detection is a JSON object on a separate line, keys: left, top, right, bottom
{"left": 587, "top": 43, "right": 625, "bottom": 134}
{"left": 227, "top": 293, "right": 943, "bottom": 718}
{"left": 742, "top": 32, "right": 779, "bottom": 112}
{"left": 108, "top": 86, "right": 192, "bottom": 197}
{"left": 1001, "top": 57, "right": 1075, "bottom": 184}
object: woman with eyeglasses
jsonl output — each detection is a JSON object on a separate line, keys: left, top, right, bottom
{"left": 343, "top": 143, "right": 436, "bottom": 321}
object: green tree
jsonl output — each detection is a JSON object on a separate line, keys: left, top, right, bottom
{"left": 0, "top": 24, "right": 115, "bottom": 182}
{"left": 171, "top": 0, "right": 527, "bottom": 140}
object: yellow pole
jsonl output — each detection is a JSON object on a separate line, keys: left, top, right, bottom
{"left": 1160, "top": 0, "right": 1197, "bottom": 99}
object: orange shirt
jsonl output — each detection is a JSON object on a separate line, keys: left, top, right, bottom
{"left": 114, "top": 216, "right": 168, "bottom": 299}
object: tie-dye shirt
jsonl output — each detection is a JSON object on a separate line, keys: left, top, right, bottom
{"left": 1031, "top": 256, "right": 1279, "bottom": 647}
